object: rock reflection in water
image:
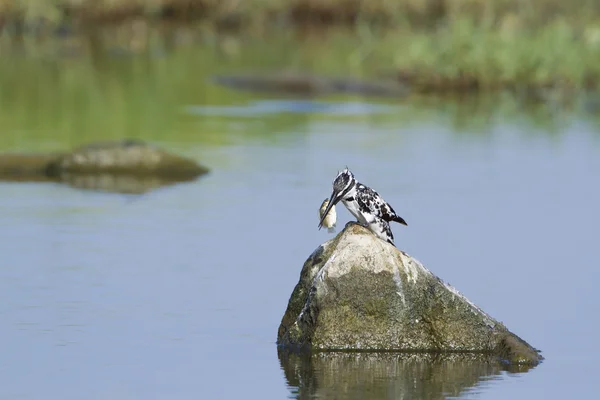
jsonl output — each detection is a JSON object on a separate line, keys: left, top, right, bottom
{"left": 279, "top": 349, "right": 536, "bottom": 400}
{"left": 59, "top": 172, "right": 198, "bottom": 194}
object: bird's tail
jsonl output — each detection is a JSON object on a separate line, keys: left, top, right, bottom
{"left": 393, "top": 215, "right": 408, "bottom": 226}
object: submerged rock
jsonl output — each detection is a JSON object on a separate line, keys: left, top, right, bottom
{"left": 277, "top": 222, "right": 543, "bottom": 365}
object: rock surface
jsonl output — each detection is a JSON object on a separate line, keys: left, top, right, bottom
{"left": 277, "top": 222, "right": 543, "bottom": 365}
{"left": 45, "top": 140, "right": 207, "bottom": 178}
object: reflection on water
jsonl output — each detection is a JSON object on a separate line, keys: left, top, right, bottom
{"left": 1, "top": 24, "right": 600, "bottom": 152}
{"left": 184, "top": 100, "right": 397, "bottom": 117}
{"left": 58, "top": 172, "right": 200, "bottom": 194}
{"left": 279, "top": 350, "right": 535, "bottom": 400}
{"left": 0, "top": 171, "right": 200, "bottom": 194}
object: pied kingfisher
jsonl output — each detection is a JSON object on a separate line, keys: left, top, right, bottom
{"left": 318, "top": 168, "right": 407, "bottom": 246}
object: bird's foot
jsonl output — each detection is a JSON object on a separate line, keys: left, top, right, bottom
{"left": 344, "top": 221, "right": 365, "bottom": 229}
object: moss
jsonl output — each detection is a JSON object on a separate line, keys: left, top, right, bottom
{"left": 363, "top": 298, "right": 391, "bottom": 318}
{"left": 495, "top": 333, "right": 544, "bottom": 365}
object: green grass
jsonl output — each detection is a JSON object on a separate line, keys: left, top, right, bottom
{"left": 1, "top": 0, "right": 599, "bottom": 28}
{"left": 1, "top": 1, "right": 600, "bottom": 93}
{"left": 381, "top": 18, "right": 600, "bottom": 93}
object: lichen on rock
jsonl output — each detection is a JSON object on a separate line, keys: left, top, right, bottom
{"left": 277, "top": 222, "right": 543, "bottom": 365}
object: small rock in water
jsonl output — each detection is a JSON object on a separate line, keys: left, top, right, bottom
{"left": 319, "top": 198, "right": 337, "bottom": 233}
{"left": 45, "top": 139, "right": 208, "bottom": 179}
{"left": 0, "top": 139, "right": 210, "bottom": 194}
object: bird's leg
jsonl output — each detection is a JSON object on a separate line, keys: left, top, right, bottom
{"left": 344, "top": 221, "right": 364, "bottom": 229}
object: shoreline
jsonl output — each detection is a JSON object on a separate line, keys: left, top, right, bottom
{"left": 1, "top": 1, "right": 599, "bottom": 95}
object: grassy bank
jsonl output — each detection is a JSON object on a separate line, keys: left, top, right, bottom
{"left": 1, "top": 1, "right": 599, "bottom": 94}
{"left": 383, "top": 19, "right": 600, "bottom": 94}
{"left": 1, "top": 0, "right": 599, "bottom": 28}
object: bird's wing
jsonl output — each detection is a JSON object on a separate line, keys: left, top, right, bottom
{"left": 356, "top": 185, "right": 383, "bottom": 217}
{"left": 357, "top": 185, "right": 404, "bottom": 223}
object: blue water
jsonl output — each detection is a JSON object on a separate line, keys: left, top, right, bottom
{"left": 184, "top": 100, "right": 397, "bottom": 116}
{"left": 1, "top": 99, "right": 599, "bottom": 399}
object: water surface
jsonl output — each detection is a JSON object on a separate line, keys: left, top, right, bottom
{"left": 1, "top": 28, "right": 599, "bottom": 400}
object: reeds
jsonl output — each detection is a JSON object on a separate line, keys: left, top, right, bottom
{"left": 1, "top": 0, "right": 599, "bottom": 93}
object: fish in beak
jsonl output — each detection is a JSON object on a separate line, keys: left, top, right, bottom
{"left": 318, "top": 168, "right": 356, "bottom": 230}
{"left": 318, "top": 189, "right": 342, "bottom": 230}
{"left": 318, "top": 197, "right": 338, "bottom": 232}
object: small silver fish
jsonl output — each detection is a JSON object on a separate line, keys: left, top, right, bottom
{"left": 319, "top": 198, "right": 337, "bottom": 233}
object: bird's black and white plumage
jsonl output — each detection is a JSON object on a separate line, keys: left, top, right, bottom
{"left": 318, "top": 168, "right": 407, "bottom": 246}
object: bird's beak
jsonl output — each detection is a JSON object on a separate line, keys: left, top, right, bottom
{"left": 318, "top": 191, "right": 339, "bottom": 230}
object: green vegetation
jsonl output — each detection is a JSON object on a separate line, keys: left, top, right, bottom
{"left": 1, "top": 25, "right": 598, "bottom": 154}
{"left": 381, "top": 19, "right": 600, "bottom": 93}
{"left": 1, "top": 0, "right": 598, "bottom": 27}
{"left": 1, "top": 1, "right": 600, "bottom": 93}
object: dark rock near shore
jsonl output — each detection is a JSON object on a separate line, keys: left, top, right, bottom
{"left": 277, "top": 222, "right": 543, "bottom": 365}
{"left": 212, "top": 72, "right": 409, "bottom": 98}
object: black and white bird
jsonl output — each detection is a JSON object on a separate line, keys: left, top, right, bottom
{"left": 318, "top": 168, "right": 407, "bottom": 246}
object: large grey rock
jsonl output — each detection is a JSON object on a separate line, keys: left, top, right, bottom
{"left": 277, "top": 222, "right": 543, "bottom": 365}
